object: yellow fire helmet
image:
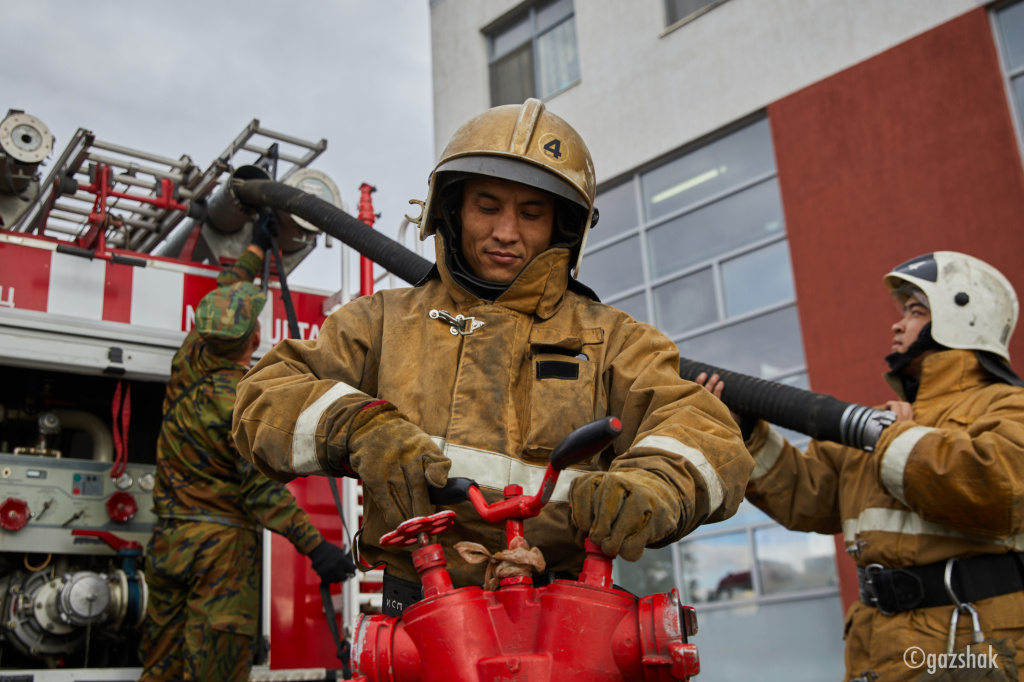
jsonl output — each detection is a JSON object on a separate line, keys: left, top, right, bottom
{"left": 413, "top": 98, "right": 597, "bottom": 277}
{"left": 884, "top": 251, "right": 1019, "bottom": 363}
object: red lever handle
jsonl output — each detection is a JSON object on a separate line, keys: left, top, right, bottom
{"left": 72, "top": 528, "right": 143, "bottom": 552}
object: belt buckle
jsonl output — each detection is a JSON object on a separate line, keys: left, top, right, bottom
{"left": 863, "top": 563, "right": 895, "bottom": 616}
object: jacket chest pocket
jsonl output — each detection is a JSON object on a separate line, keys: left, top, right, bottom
{"left": 524, "top": 329, "right": 601, "bottom": 458}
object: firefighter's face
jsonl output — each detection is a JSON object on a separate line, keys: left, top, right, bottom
{"left": 459, "top": 177, "right": 555, "bottom": 283}
{"left": 891, "top": 298, "right": 931, "bottom": 354}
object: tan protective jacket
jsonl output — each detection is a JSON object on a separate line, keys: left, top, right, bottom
{"left": 745, "top": 350, "right": 1024, "bottom": 679}
{"left": 233, "top": 238, "right": 752, "bottom": 586}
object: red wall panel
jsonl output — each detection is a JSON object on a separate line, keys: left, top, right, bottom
{"left": 770, "top": 8, "right": 1024, "bottom": 407}
{"left": 768, "top": 8, "right": 1024, "bottom": 611}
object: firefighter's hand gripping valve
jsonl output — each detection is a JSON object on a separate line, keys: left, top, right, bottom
{"left": 350, "top": 417, "right": 701, "bottom": 682}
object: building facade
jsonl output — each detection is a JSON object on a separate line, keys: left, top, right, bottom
{"left": 429, "top": 1, "right": 1024, "bottom": 679}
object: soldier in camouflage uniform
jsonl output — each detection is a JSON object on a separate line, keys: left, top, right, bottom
{"left": 139, "top": 234, "right": 353, "bottom": 682}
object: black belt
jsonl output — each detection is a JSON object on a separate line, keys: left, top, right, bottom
{"left": 858, "top": 552, "right": 1024, "bottom": 614}
{"left": 381, "top": 570, "right": 578, "bottom": 617}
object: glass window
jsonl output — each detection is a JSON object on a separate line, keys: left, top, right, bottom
{"left": 678, "top": 531, "right": 754, "bottom": 604}
{"left": 492, "top": 15, "right": 532, "bottom": 59}
{"left": 537, "top": 0, "right": 573, "bottom": 31}
{"left": 613, "top": 545, "right": 677, "bottom": 597}
{"left": 489, "top": 45, "right": 534, "bottom": 108}
{"left": 593, "top": 180, "right": 639, "bottom": 242}
{"left": 574, "top": 113, "right": 832, "bottom": 680}
{"left": 640, "top": 118, "right": 776, "bottom": 221}
{"left": 653, "top": 267, "right": 717, "bottom": 336}
{"left": 487, "top": 0, "right": 579, "bottom": 105}
{"left": 647, "top": 177, "right": 785, "bottom": 279}
{"left": 536, "top": 19, "right": 580, "bottom": 99}
{"left": 721, "top": 239, "right": 796, "bottom": 317}
{"left": 995, "top": 1, "right": 1024, "bottom": 156}
{"left": 1012, "top": 78, "right": 1024, "bottom": 128}
{"left": 665, "top": 0, "right": 731, "bottom": 27}
{"left": 691, "top": 598, "right": 846, "bottom": 682}
{"left": 676, "top": 305, "right": 805, "bottom": 379}
{"left": 580, "top": 236, "right": 643, "bottom": 301}
{"left": 755, "top": 527, "right": 839, "bottom": 596}
{"left": 996, "top": 0, "right": 1024, "bottom": 71}
{"left": 611, "top": 291, "right": 648, "bottom": 322}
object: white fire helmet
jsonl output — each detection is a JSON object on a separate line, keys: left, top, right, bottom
{"left": 883, "top": 251, "right": 1018, "bottom": 362}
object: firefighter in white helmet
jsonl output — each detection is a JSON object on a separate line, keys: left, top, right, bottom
{"left": 232, "top": 99, "right": 752, "bottom": 615}
{"left": 702, "top": 251, "right": 1024, "bottom": 680}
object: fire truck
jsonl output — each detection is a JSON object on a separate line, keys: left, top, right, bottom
{"left": 0, "top": 109, "right": 389, "bottom": 680}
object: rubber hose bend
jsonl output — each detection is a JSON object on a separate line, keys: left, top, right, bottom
{"left": 232, "top": 179, "right": 433, "bottom": 285}
{"left": 678, "top": 358, "right": 891, "bottom": 449}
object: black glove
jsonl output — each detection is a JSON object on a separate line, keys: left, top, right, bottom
{"left": 309, "top": 540, "right": 356, "bottom": 584}
{"left": 251, "top": 209, "right": 278, "bottom": 252}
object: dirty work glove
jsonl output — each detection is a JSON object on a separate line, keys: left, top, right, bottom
{"left": 346, "top": 401, "right": 450, "bottom": 529}
{"left": 250, "top": 209, "right": 278, "bottom": 252}
{"left": 308, "top": 540, "right": 356, "bottom": 584}
{"left": 569, "top": 470, "right": 682, "bottom": 562}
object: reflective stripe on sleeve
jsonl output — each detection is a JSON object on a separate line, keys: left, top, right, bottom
{"left": 749, "top": 426, "right": 785, "bottom": 481}
{"left": 842, "top": 507, "right": 1024, "bottom": 551}
{"left": 291, "top": 383, "right": 363, "bottom": 475}
{"left": 634, "top": 434, "right": 725, "bottom": 515}
{"left": 432, "top": 437, "right": 584, "bottom": 503}
{"left": 879, "top": 426, "right": 936, "bottom": 505}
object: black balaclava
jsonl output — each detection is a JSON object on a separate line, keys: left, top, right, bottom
{"left": 884, "top": 322, "right": 946, "bottom": 401}
{"left": 434, "top": 180, "right": 582, "bottom": 301}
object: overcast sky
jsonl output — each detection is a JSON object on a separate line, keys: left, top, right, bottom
{"left": 1, "top": 0, "right": 436, "bottom": 292}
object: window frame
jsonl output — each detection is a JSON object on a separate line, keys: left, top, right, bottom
{"left": 584, "top": 115, "right": 800, "bottom": 377}
{"left": 486, "top": 0, "right": 580, "bottom": 105}
{"left": 662, "top": 0, "right": 732, "bottom": 35}
{"left": 991, "top": 0, "right": 1024, "bottom": 165}
{"left": 671, "top": 514, "right": 841, "bottom": 613}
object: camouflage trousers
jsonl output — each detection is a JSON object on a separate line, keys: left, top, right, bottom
{"left": 139, "top": 518, "right": 261, "bottom": 682}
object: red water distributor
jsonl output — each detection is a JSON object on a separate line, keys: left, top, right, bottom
{"left": 349, "top": 417, "right": 701, "bottom": 682}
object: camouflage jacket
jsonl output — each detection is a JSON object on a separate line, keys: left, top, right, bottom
{"left": 153, "top": 250, "right": 323, "bottom": 555}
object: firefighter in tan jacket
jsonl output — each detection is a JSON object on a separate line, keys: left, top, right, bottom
{"left": 232, "top": 99, "right": 753, "bottom": 615}
{"left": 703, "top": 251, "right": 1024, "bottom": 681}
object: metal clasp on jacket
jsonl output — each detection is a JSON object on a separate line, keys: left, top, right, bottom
{"left": 430, "top": 309, "right": 484, "bottom": 336}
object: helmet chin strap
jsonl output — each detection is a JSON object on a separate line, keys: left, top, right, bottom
{"left": 885, "top": 323, "right": 945, "bottom": 374}
{"left": 884, "top": 322, "right": 946, "bottom": 402}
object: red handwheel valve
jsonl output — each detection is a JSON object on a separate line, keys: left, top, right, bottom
{"left": 0, "top": 497, "right": 30, "bottom": 532}
{"left": 106, "top": 491, "right": 138, "bottom": 523}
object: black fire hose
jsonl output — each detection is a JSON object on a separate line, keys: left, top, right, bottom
{"left": 678, "top": 359, "right": 895, "bottom": 451}
{"left": 232, "top": 179, "right": 894, "bottom": 450}
{"left": 233, "top": 179, "right": 434, "bottom": 285}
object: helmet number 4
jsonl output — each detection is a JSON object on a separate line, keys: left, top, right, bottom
{"left": 543, "top": 138, "right": 562, "bottom": 159}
